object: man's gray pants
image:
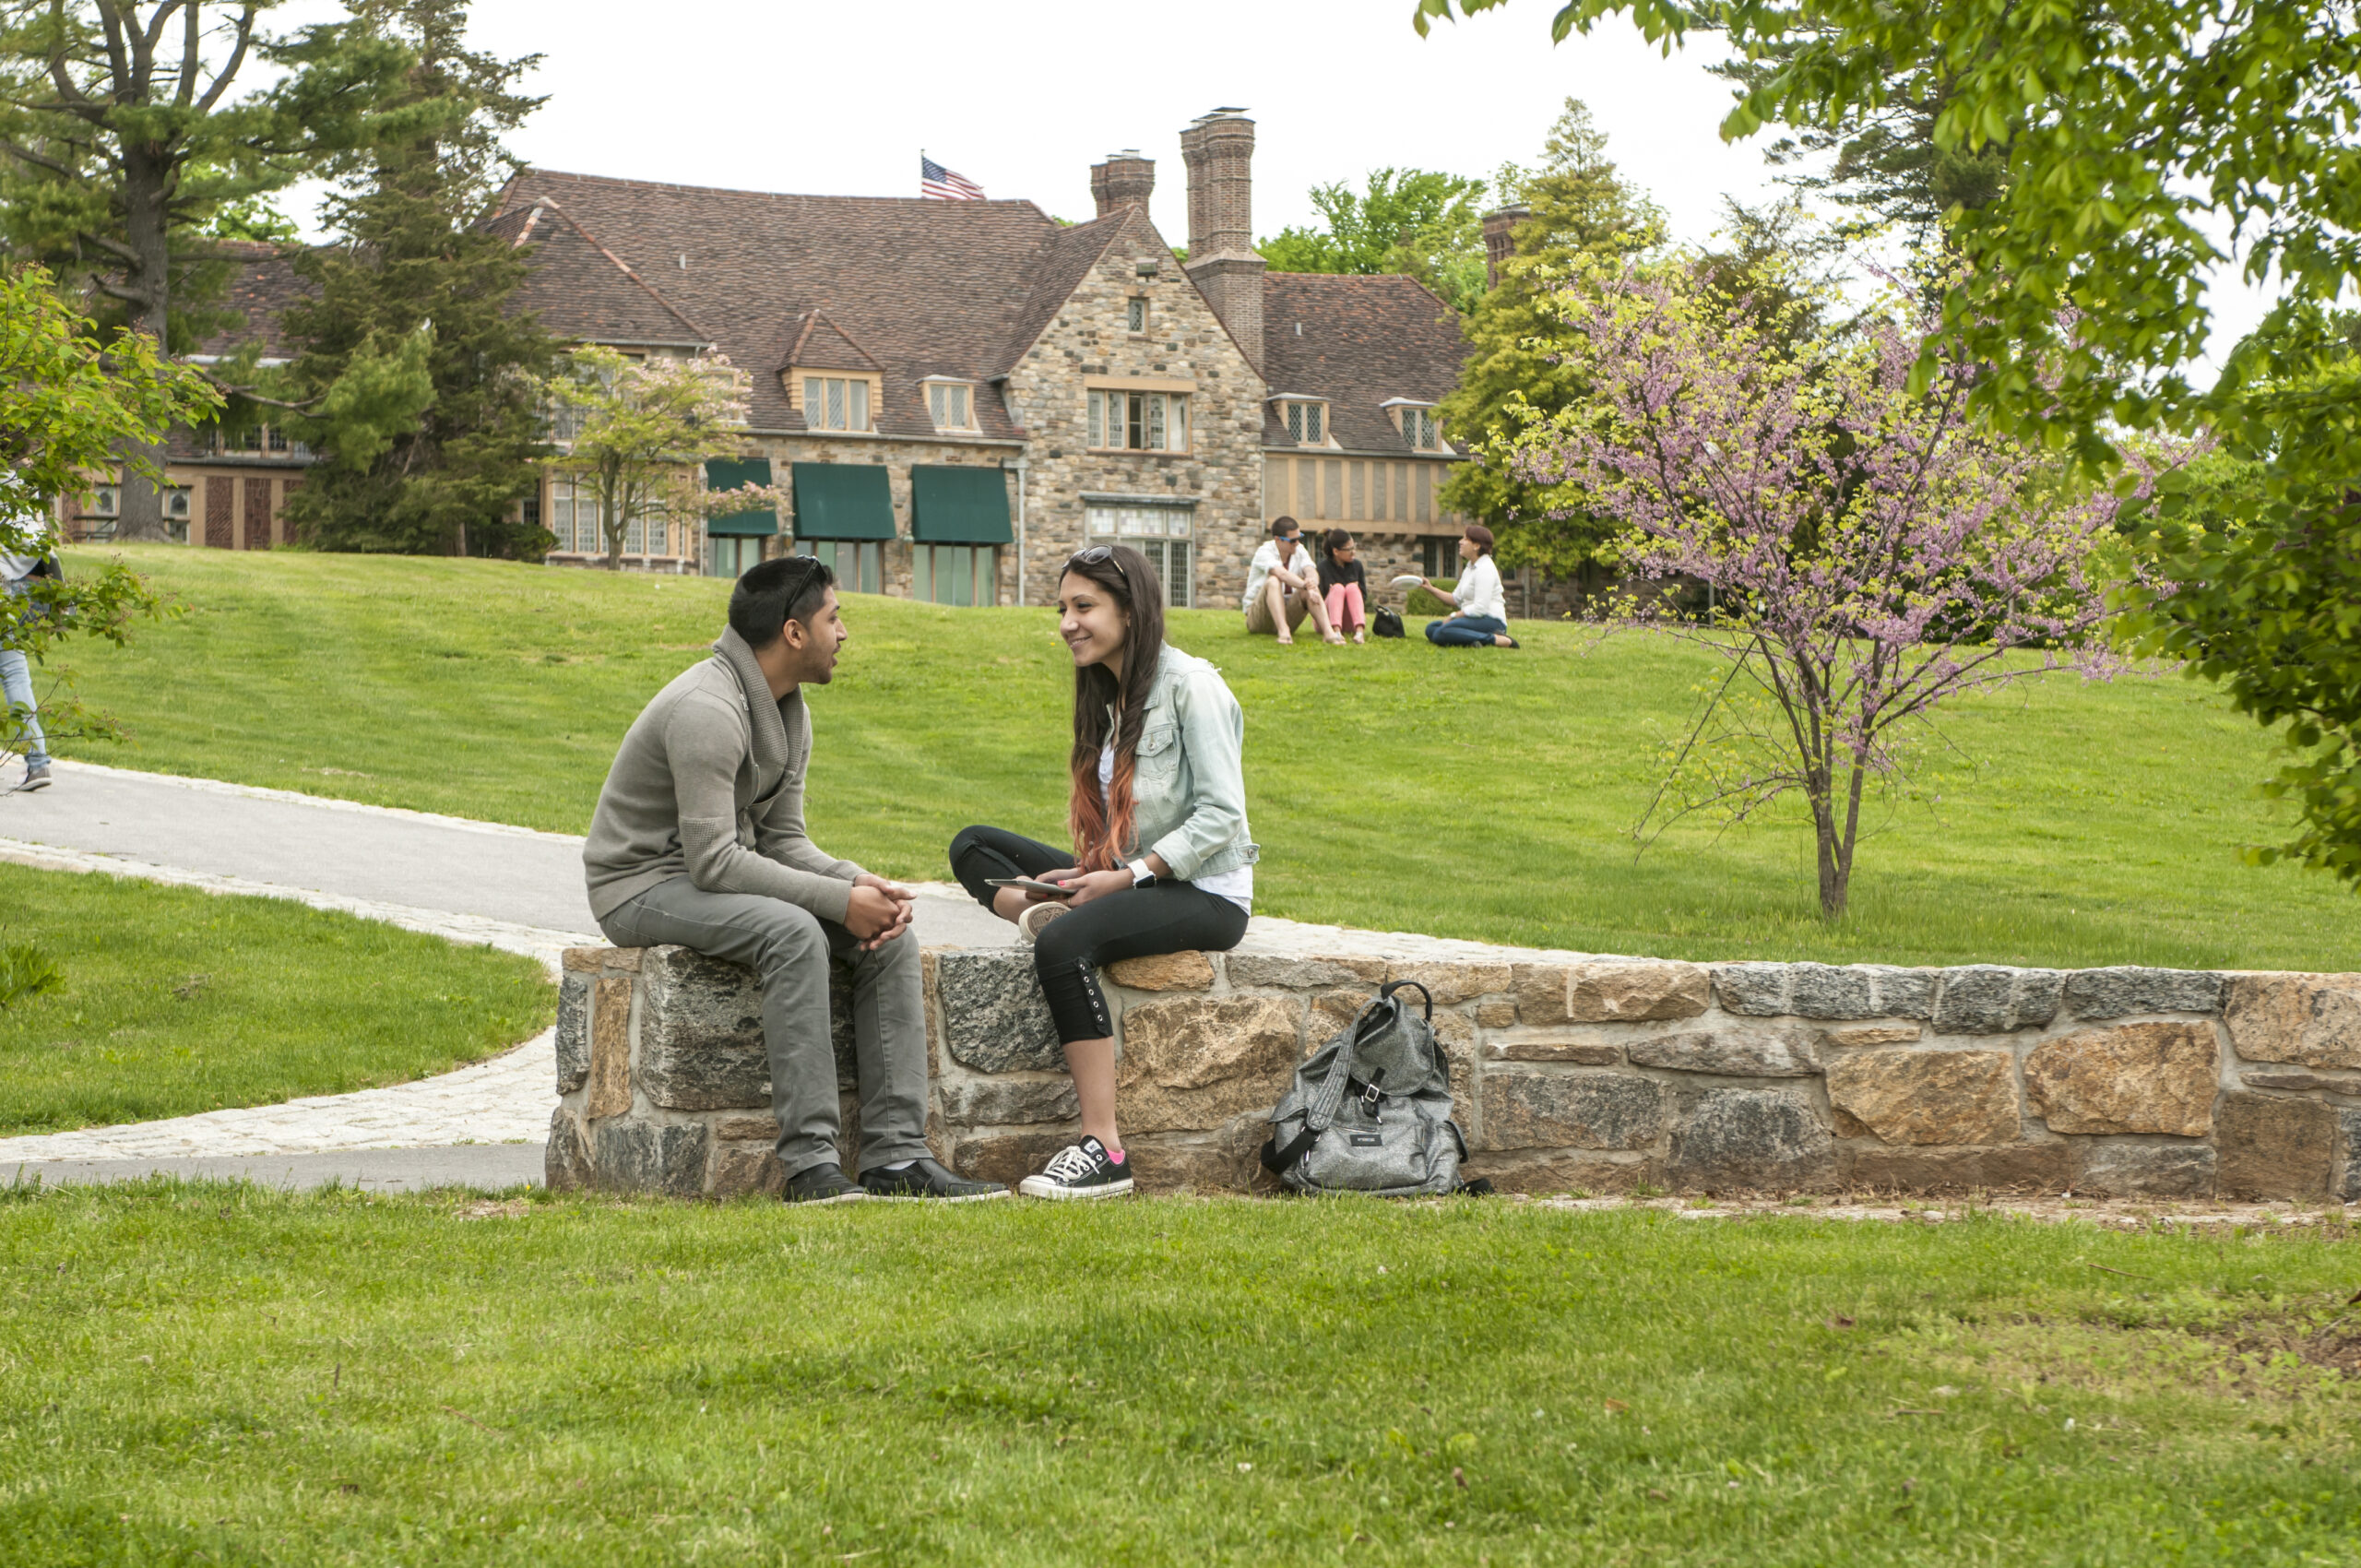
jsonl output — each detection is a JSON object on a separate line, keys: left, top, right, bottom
{"left": 600, "top": 876, "right": 931, "bottom": 1178}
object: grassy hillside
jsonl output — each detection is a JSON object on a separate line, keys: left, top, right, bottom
{"left": 42, "top": 545, "right": 2361, "bottom": 971}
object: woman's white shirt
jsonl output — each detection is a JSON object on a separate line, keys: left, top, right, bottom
{"left": 1101, "top": 741, "right": 1253, "bottom": 912}
{"left": 1449, "top": 554, "right": 1507, "bottom": 621}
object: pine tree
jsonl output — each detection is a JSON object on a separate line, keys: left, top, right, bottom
{"left": 275, "top": 0, "right": 554, "bottom": 556}
{"left": 1434, "top": 99, "right": 1663, "bottom": 576}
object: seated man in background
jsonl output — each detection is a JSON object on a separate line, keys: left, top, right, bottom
{"left": 583, "top": 555, "right": 1005, "bottom": 1205}
{"left": 1241, "top": 517, "right": 1343, "bottom": 646}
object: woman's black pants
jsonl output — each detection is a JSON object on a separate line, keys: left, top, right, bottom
{"left": 948, "top": 825, "right": 1250, "bottom": 1045}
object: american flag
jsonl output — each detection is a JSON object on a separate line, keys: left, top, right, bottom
{"left": 920, "top": 155, "right": 985, "bottom": 201}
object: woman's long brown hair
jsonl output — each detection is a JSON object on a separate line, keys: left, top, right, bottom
{"left": 1064, "top": 546, "right": 1167, "bottom": 872}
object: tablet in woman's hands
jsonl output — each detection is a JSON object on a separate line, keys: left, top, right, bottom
{"left": 986, "top": 876, "right": 1074, "bottom": 897}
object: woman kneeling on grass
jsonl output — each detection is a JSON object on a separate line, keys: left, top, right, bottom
{"left": 949, "top": 544, "right": 1258, "bottom": 1200}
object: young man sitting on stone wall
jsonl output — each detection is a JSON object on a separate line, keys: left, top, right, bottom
{"left": 583, "top": 555, "right": 1007, "bottom": 1205}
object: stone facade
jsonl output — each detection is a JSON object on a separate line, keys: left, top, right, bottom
{"left": 547, "top": 939, "right": 2361, "bottom": 1203}
{"left": 1003, "top": 208, "right": 1265, "bottom": 610}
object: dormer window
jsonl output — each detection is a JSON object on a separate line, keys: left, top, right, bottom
{"left": 926, "top": 379, "right": 976, "bottom": 432}
{"left": 802, "top": 375, "right": 872, "bottom": 433}
{"left": 1393, "top": 403, "right": 1442, "bottom": 450}
{"left": 1280, "top": 399, "right": 1326, "bottom": 445}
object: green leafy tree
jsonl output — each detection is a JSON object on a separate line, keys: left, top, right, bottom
{"left": 1415, "top": 0, "right": 2361, "bottom": 888}
{"left": 543, "top": 347, "right": 765, "bottom": 571}
{"left": 1434, "top": 98, "right": 1663, "bottom": 578}
{"left": 0, "top": 1, "right": 405, "bottom": 540}
{"left": 0, "top": 264, "right": 218, "bottom": 756}
{"left": 1257, "top": 167, "right": 1491, "bottom": 312}
{"left": 271, "top": 0, "right": 554, "bottom": 557}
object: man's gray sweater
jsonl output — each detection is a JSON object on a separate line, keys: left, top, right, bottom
{"left": 583, "top": 626, "right": 863, "bottom": 924}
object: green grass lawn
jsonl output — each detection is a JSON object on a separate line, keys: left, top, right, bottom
{"left": 0, "top": 865, "right": 553, "bottom": 1134}
{"left": 47, "top": 545, "right": 2361, "bottom": 971}
{"left": 2, "top": 1184, "right": 2355, "bottom": 1564}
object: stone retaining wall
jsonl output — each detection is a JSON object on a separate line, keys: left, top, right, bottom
{"left": 545, "top": 932, "right": 2361, "bottom": 1202}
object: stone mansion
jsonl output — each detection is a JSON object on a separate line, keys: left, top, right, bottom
{"left": 72, "top": 110, "right": 1495, "bottom": 615}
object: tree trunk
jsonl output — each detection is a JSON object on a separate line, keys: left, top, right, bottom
{"left": 111, "top": 149, "right": 176, "bottom": 544}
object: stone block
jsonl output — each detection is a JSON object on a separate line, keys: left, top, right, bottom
{"left": 1932, "top": 966, "right": 2063, "bottom": 1034}
{"left": 936, "top": 949, "right": 1063, "bottom": 1073}
{"left": 587, "top": 975, "right": 634, "bottom": 1120}
{"left": 1513, "top": 960, "right": 1710, "bottom": 1024}
{"left": 590, "top": 1119, "right": 710, "bottom": 1197}
{"left": 555, "top": 973, "right": 590, "bottom": 1094}
{"left": 1430, "top": 1011, "right": 1478, "bottom": 1115}
{"left": 1859, "top": 966, "right": 1940, "bottom": 1020}
{"left": 709, "top": 1140, "right": 786, "bottom": 1199}
{"left": 1475, "top": 1001, "right": 1520, "bottom": 1028}
{"left": 2223, "top": 973, "right": 2361, "bottom": 1069}
{"left": 2074, "top": 1141, "right": 2215, "bottom": 1199}
{"left": 1478, "top": 1072, "right": 1661, "bottom": 1152}
{"left": 2343, "top": 1111, "right": 2361, "bottom": 1205}
{"left": 2024, "top": 1023, "right": 2216, "bottom": 1136}
{"left": 1667, "top": 1087, "right": 1834, "bottom": 1191}
{"left": 948, "top": 1128, "right": 1081, "bottom": 1187}
{"left": 939, "top": 1076, "right": 1081, "bottom": 1126}
{"left": 2216, "top": 1093, "right": 2336, "bottom": 1200}
{"left": 1840, "top": 1143, "right": 2069, "bottom": 1194}
{"left": 635, "top": 946, "right": 777, "bottom": 1111}
{"left": 1117, "top": 994, "right": 1304, "bottom": 1133}
{"left": 1227, "top": 954, "right": 1384, "bottom": 989}
{"left": 1713, "top": 963, "right": 1792, "bottom": 1016}
{"left": 1626, "top": 1027, "right": 1820, "bottom": 1078}
{"left": 564, "top": 945, "right": 641, "bottom": 973}
{"left": 1819, "top": 1026, "right": 1923, "bottom": 1048}
{"left": 2062, "top": 967, "right": 2225, "bottom": 1020}
{"left": 1311, "top": 988, "right": 1370, "bottom": 1025}
{"left": 1826, "top": 1050, "right": 2019, "bottom": 1146}
{"left": 545, "top": 1108, "right": 589, "bottom": 1192}
{"left": 1464, "top": 1151, "right": 1656, "bottom": 1195}
{"left": 1385, "top": 961, "right": 1513, "bottom": 1005}
{"left": 713, "top": 1114, "right": 780, "bottom": 1143}
{"left": 2243, "top": 1069, "right": 2361, "bottom": 1095}
{"left": 1788, "top": 964, "right": 1875, "bottom": 1019}
{"left": 1483, "top": 1028, "right": 1622, "bottom": 1066}
{"left": 1125, "top": 1118, "right": 1266, "bottom": 1194}
{"left": 561, "top": 946, "right": 607, "bottom": 974}
{"left": 1107, "top": 951, "right": 1216, "bottom": 992}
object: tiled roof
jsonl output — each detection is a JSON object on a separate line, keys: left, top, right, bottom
{"left": 1258, "top": 272, "right": 1468, "bottom": 455}
{"left": 492, "top": 169, "right": 1078, "bottom": 439}
{"left": 191, "top": 241, "right": 314, "bottom": 361}
{"left": 499, "top": 197, "right": 712, "bottom": 348}
{"left": 784, "top": 310, "right": 882, "bottom": 372}
{"left": 989, "top": 212, "right": 1128, "bottom": 378}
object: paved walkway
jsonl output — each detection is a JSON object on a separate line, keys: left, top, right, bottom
{"left": 0, "top": 759, "right": 1012, "bottom": 1187}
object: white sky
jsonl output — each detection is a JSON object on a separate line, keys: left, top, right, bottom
{"left": 276, "top": 0, "right": 2275, "bottom": 370}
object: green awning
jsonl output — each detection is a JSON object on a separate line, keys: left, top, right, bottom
{"left": 790, "top": 462, "right": 896, "bottom": 540}
{"left": 704, "top": 457, "right": 777, "bottom": 537}
{"left": 908, "top": 465, "right": 1014, "bottom": 544}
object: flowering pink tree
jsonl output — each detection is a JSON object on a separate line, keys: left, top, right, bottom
{"left": 1517, "top": 272, "right": 2142, "bottom": 917}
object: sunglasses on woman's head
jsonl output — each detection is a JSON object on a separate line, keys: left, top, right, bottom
{"left": 1066, "top": 546, "right": 1115, "bottom": 567}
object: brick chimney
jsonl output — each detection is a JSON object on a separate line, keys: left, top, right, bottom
{"left": 1090, "top": 150, "right": 1155, "bottom": 217}
{"left": 1179, "top": 109, "right": 1265, "bottom": 371}
{"left": 1482, "top": 203, "right": 1530, "bottom": 289}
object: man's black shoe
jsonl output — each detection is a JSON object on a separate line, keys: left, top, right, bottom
{"left": 860, "top": 1157, "right": 1010, "bottom": 1202}
{"left": 783, "top": 1161, "right": 867, "bottom": 1205}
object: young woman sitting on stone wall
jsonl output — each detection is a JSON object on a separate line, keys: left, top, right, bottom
{"left": 948, "top": 544, "right": 1259, "bottom": 1199}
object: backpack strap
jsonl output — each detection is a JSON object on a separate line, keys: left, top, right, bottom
{"left": 1380, "top": 979, "right": 1432, "bottom": 1021}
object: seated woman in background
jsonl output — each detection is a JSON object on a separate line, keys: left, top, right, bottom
{"left": 947, "top": 544, "right": 1258, "bottom": 1200}
{"left": 1418, "top": 524, "right": 1518, "bottom": 648}
{"left": 1317, "top": 529, "right": 1369, "bottom": 644}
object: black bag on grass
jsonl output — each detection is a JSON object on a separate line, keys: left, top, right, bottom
{"left": 1370, "top": 606, "right": 1405, "bottom": 638}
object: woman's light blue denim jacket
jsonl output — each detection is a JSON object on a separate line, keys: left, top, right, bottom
{"left": 1126, "top": 645, "right": 1258, "bottom": 882}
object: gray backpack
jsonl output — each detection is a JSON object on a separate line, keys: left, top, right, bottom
{"left": 1260, "top": 980, "right": 1474, "bottom": 1196}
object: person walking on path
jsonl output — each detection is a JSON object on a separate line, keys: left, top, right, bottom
{"left": 1242, "top": 517, "right": 1344, "bottom": 645}
{"left": 584, "top": 556, "right": 1005, "bottom": 1205}
{"left": 1317, "top": 529, "right": 1369, "bottom": 644}
{"left": 1, "top": 540, "right": 56, "bottom": 791}
{"left": 1417, "top": 524, "right": 1519, "bottom": 648}
{"left": 949, "top": 545, "right": 1259, "bottom": 1200}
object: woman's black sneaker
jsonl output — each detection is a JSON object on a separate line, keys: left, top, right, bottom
{"left": 783, "top": 1162, "right": 867, "bottom": 1205}
{"left": 1017, "top": 1136, "right": 1133, "bottom": 1200}
{"left": 860, "top": 1157, "right": 1010, "bottom": 1202}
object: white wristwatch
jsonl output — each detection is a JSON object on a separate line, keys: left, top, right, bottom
{"left": 1127, "top": 858, "right": 1155, "bottom": 886}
